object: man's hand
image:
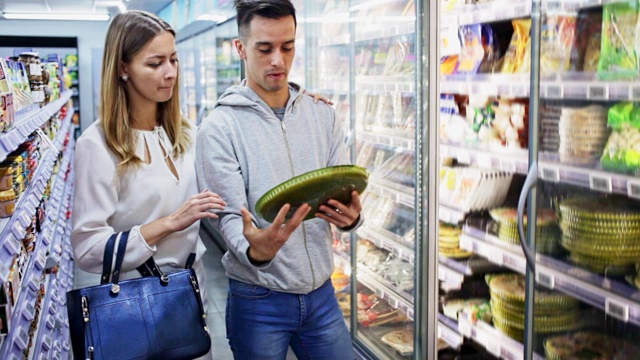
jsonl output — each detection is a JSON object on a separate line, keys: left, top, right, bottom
{"left": 315, "top": 190, "right": 362, "bottom": 229}
{"left": 241, "top": 203, "right": 311, "bottom": 263}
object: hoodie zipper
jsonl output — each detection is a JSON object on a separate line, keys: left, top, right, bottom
{"left": 280, "top": 119, "right": 316, "bottom": 290}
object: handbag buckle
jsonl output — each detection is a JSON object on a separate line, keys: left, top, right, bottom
{"left": 111, "top": 284, "right": 120, "bottom": 294}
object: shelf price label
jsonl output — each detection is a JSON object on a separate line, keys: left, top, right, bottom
{"left": 500, "top": 158, "right": 517, "bottom": 173}
{"left": 459, "top": 236, "right": 473, "bottom": 252}
{"left": 486, "top": 342, "right": 502, "bottom": 358}
{"left": 546, "top": 84, "right": 563, "bottom": 98}
{"left": 458, "top": 318, "right": 472, "bottom": 337}
{"left": 488, "top": 250, "right": 504, "bottom": 266}
{"left": 589, "top": 174, "right": 613, "bottom": 193}
{"left": 457, "top": 150, "right": 471, "bottom": 165}
{"left": 540, "top": 166, "right": 560, "bottom": 182}
{"left": 536, "top": 269, "right": 555, "bottom": 289}
{"left": 628, "top": 180, "right": 640, "bottom": 200}
{"left": 605, "top": 298, "right": 630, "bottom": 322}
{"left": 477, "top": 153, "right": 492, "bottom": 169}
{"left": 632, "top": 85, "right": 640, "bottom": 100}
{"left": 588, "top": 85, "right": 607, "bottom": 100}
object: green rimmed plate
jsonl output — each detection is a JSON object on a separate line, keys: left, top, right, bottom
{"left": 255, "top": 165, "right": 369, "bottom": 223}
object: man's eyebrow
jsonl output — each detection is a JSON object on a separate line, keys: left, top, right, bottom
{"left": 254, "top": 40, "right": 295, "bottom": 46}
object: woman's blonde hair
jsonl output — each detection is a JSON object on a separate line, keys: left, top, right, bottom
{"left": 100, "top": 10, "right": 191, "bottom": 170}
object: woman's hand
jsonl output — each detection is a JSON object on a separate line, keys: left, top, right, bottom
{"left": 168, "top": 189, "right": 226, "bottom": 232}
{"left": 306, "top": 92, "right": 334, "bottom": 105}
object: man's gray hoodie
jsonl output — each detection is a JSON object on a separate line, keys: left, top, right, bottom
{"left": 196, "top": 81, "right": 353, "bottom": 294}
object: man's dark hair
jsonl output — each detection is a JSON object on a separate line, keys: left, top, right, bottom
{"left": 234, "top": 0, "right": 296, "bottom": 39}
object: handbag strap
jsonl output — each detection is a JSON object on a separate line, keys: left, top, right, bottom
{"left": 110, "top": 231, "right": 130, "bottom": 286}
{"left": 100, "top": 233, "right": 119, "bottom": 285}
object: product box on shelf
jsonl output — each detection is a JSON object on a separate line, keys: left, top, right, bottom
{"left": 0, "top": 93, "right": 15, "bottom": 132}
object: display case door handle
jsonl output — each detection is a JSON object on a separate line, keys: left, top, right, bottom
{"left": 517, "top": 161, "right": 537, "bottom": 273}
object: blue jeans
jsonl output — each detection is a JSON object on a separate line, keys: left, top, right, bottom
{"left": 225, "top": 278, "right": 354, "bottom": 360}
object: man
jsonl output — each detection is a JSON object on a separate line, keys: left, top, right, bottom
{"left": 195, "top": 0, "right": 363, "bottom": 359}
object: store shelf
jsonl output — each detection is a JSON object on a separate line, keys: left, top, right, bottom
{"left": 438, "top": 263, "right": 465, "bottom": 290}
{"left": 356, "top": 75, "right": 415, "bottom": 92}
{"left": 457, "top": 316, "right": 544, "bottom": 360}
{"left": 0, "top": 108, "right": 73, "bottom": 283}
{"left": 461, "top": 226, "right": 640, "bottom": 326}
{"left": 438, "top": 313, "right": 463, "bottom": 349}
{"left": 360, "top": 129, "right": 415, "bottom": 150}
{"left": 318, "top": 34, "right": 350, "bottom": 47}
{"left": 357, "top": 226, "right": 414, "bottom": 264}
{"left": 538, "top": 158, "right": 640, "bottom": 198}
{"left": 0, "top": 90, "right": 72, "bottom": 162}
{"left": 368, "top": 180, "right": 414, "bottom": 208}
{"left": 442, "top": 1, "right": 531, "bottom": 27}
{"left": 438, "top": 204, "right": 467, "bottom": 225}
{"left": 541, "top": 79, "right": 640, "bottom": 101}
{"left": 355, "top": 22, "right": 415, "bottom": 42}
{"left": 440, "top": 143, "right": 528, "bottom": 175}
{"left": 440, "top": 75, "right": 529, "bottom": 97}
{"left": 543, "top": 0, "right": 633, "bottom": 11}
{"left": 358, "top": 260, "right": 414, "bottom": 305}
{"left": 357, "top": 264, "right": 415, "bottom": 321}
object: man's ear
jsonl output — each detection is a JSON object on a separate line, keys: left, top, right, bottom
{"left": 234, "top": 38, "right": 246, "bottom": 60}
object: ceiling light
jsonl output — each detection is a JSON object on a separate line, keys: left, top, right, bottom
{"left": 2, "top": 13, "right": 110, "bottom": 21}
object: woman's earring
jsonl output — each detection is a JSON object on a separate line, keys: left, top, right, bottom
{"left": 121, "top": 74, "right": 129, "bottom": 82}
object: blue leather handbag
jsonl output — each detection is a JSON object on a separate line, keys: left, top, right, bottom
{"left": 66, "top": 231, "right": 211, "bottom": 359}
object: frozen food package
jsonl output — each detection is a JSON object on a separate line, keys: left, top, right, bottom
{"left": 478, "top": 24, "right": 502, "bottom": 73}
{"left": 597, "top": 2, "right": 640, "bottom": 80}
{"left": 442, "top": 24, "right": 462, "bottom": 58}
{"left": 601, "top": 102, "right": 640, "bottom": 173}
{"left": 502, "top": 19, "right": 532, "bottom": 74}
{"left": 441, "top": 55, "right": 459, "bottom": 75}
{"left": 571, "top": 11, "right": 602, "bottom": 71}
{"left": 541, "top": 13, "right": 577, "bottom": 76}
{"left": 456, "top": 24, "right": 485, "bottom": 75}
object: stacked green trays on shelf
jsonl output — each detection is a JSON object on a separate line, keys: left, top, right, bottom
{"left": 544, "top": 332, "right": 640, "bottom": 359}
{"left": 489, "top": 208, "right": 562, "bottom": 254}
{"left": 486, "top": 274, "right": 581, "bottom": 342}
{"left": 558, "top": 197, "right": 640, "bottom": 274}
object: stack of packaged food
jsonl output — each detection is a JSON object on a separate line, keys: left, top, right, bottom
{"left": 489, "top": 208, "right": 562, "bottom": 254}
{"left": 439, "top": 222, "right": 472, "bottom": 259}
{"left": 487, "top": 274, "right": 581, "bottom": 341}
{"left": 558, "top": 105, "right": 609, "bottom": 165}
{"left": 558, "top": 197, "right": 640, "bottom": 273}
{"left": 544, "top": 332, "right": 640, "bottom": 359}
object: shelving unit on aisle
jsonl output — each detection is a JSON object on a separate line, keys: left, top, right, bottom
{"left": 335, "top": 251, "right": 414, "bottom": 320}
{"left": 359, "top": 129, "right": 415, "bottom": 151}
{"left": 0, "top": 107, "right": 74, "bottom": 283}
{"left": 457, "top": 315, "right": 544, "bottom": 360}
{"left": 438, "top": 313, "right": 464, "bottom": 349}
{"left": 440, "top": 143, "right": 528, "bottom": 175}
{"left": 538, "top": 155, "right": 640, "bottom": 197}
{"left": 459, "top": 226, "right": 640, "bottom": 326}
{"left": 0, "top": 91, "right": 72, "bottom": 163}
{"left": 367, "top": 179, "right": 414, "bottom": 209}
{"left": 0, "top": 112, "right": 75, "bottom": 359}
{"left": 354, "top": 22, "right": 415, "bottom": 43}
{"left": 440, "top": 74, "right": 530, "bottom": 97}
{"left": 356, "top": 75, "right": 415, "bottom": 93}
{"left": 357, "top": 226, "right": 415, "bottom": 265}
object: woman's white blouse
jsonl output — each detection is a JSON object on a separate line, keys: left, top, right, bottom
{"left": 71, "top": 122, "right": 206, "bottom": 280}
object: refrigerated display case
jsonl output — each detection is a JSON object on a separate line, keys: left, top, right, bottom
{"left": 215, "top": 19, "right": 242, "bottom": 98}
{"left": 438, "top": 0, "right": 640, "bottom": 359}
{"left": 304, "top": 1, "right": 436, "bottom": 359}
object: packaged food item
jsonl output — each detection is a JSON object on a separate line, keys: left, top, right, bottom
{"left": 0, "top": 189, "right": 16, "bottom": 218}
{"left": 478, "top": 24, "right": 502, "bottom": 74}
{"left": 541, "top": 13, "right": 577, "bottom": 76}
{"left": 381, "top": 329, "right": 413, "bottom": 356}
{"left": 502, "top": 19, "right": 532, "bottom": 74}
{"left": 571, "top": 11, "right": 602, "bottom": 71}
{"left": 456, "top": 24, "right": 484, "bottom": 75}
{"left": 600, "top": 102, "right": 640, "bottom": 173}
{"left": 597, "top": 2, "right": 640, "bottom": 80}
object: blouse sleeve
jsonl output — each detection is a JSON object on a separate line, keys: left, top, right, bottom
{"left": 71, "top": 132, "right": 156, "bottom": 274}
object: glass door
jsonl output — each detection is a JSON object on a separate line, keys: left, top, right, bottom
{"left": 523, "top": 1, "right": 640, "bottom": 359}
{"left": 306, "top": 0, "right": 419, "bottom": 358}
{"left": 215, "top": 19, "right": 242, "bottom": 98}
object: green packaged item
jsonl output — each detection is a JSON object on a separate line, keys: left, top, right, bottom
{"left": 597, "top": 2, "right": 640, "bottom": 80}
{"left": 600, "top": 102, "right": 640, "bottom": 173}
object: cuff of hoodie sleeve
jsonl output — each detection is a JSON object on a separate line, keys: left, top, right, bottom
{"left": 338, "top": 214, "right": 364, "bottom": 232}
{"left": 238, "top": 241, "right": 272, "bottom": 268}
{"left": 132, "top": 225, "right": 158, "bottom": 252}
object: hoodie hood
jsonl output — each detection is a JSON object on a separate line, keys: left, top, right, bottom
{"left": 215, "top": 80, "right": 306, "bottom": 114}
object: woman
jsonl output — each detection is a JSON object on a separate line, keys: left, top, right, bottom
{"left": 71, "top": 11, "right": 223, "bottom": 359}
